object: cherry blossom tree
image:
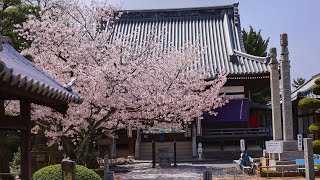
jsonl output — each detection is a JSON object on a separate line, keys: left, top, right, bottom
{"left": 18, "top": 0, "right": 228, "bottom": 165}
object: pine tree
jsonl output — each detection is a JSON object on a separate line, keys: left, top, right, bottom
{"left": 0, "top": 0, "right": 39, "bottom": 51}
{"left": 298, "top": 78, "right": 320, "bottom": 148}
{"left": 242, "top": 26, "right": 269, "bottom": 57}
{"left": 292, "top": 77, "right": 306, "bottom": 89}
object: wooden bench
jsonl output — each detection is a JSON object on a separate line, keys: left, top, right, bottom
{"left": 233, "top": 156, "right": 256, "bottom": 174}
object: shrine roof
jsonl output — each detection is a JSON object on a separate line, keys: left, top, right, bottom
{"left": 291, "top": 73, "right": 320, "bottom": 101}
{"left": 112, "top": 3, "right": 269, "bottom": 76}
{"left": 0, "top": 43, "right": 83, "bottom": 112}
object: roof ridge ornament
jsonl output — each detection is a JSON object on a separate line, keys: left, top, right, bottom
{"left": 269, "top": 47, "right": 278, "bottom": 65}
{"left": 0, "top": 27, "right": 10, "bottom": 51}
{"left": 63, "top": 77, "right": 77, "bottom": 92}
{"left": 233, "top": 3, "right": 239, "bottom": 26}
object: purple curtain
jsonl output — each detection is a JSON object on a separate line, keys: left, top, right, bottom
{"left": 203, "top": 99, "right": 249, "bottom": 122}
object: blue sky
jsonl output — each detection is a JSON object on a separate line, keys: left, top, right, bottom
{"left": 107, "top": 0, "right": 320, "bottom": 81}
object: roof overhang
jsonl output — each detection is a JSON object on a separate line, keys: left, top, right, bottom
{"left": 0, "top": 43, "right": 84, "bottom": 113}
{"left": 0, "top": 80, "right": 69, "bottom": 113}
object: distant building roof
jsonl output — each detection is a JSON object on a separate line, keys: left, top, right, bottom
{"left": 112, "top": 3, "right": 269, "bottom": 76}
{"left": 291, "top": 73, "right": 320, "bottom": 101}
{"left": 0, "top": 43, "right": 84, "bottom": 108}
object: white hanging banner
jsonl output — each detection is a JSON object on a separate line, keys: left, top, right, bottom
{"left": 127, "top": 123, "right": 132, "bottom": 138}
{"left": 197, "top": 118, "right": 202, "bottom": 136}
{"left": 297, "top": 134, "right": 303, "bottom": 151}
{"left": 240, "top": 139, "right": 245, "bottom": 152}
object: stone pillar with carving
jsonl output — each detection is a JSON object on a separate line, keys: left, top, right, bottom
{"left": 280, "top": 33, "right": 294, "bottom": 141}
{"left": 269, "top": 48, "right": 283, "bottom": 140}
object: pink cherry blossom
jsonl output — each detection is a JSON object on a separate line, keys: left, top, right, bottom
{"left": 18, "top": 0, "right": 227, "bottom": 162}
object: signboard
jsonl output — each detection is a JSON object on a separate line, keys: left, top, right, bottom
{"left": 240, "top": 139, "right": 245, "bottom": 151}
{"left": 265, "top": 141, "right": 283, "bottom": 153}
{"left": 297, "top": 134, "right": 303, "bottom": 151}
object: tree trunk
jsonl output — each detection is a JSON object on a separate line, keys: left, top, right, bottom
{"left": 0, "top": 131, "right": 14, "bottom": 180}
{"left": 75, "top": 135, "right": 90, "bottom": 165}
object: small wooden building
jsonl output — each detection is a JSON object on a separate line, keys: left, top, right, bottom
{"left": 0, "top": 39, "right": 83, "bottom": 179}
{"left": 292, "top": 73, "right": 320, "bottom": 138}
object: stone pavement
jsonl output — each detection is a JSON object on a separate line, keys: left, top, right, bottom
{"left": 114, "top": 163, "right": 253, "bottom": 180}
{"left": 114, "top": 162, "right": 319, "bottom": 180}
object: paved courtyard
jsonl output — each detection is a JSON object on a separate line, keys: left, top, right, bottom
{"left": 113, "top": 162, "right": 317, "bottom": 180}
{"left": 115, "top": 163, "right": 255, "bottom": 180}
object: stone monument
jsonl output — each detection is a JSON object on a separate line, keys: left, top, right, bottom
{"left": 280, "top": 33, "right": 295, "bottom": 143}
{"left": 269, "top": 47, "right": 283, "bottom": 141}
{"left": 263, "top": 33, "right": 304, "bottom": 168}
{"left": 61, "top": 159, "right": 76, "bottom": 180}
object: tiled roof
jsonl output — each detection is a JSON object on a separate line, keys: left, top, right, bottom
{"left": 0, "top": 43, "right": 84, "bottom": 104}
{"left": 112, "top": 3, "right": 269, "bottom": 76}
{"left": 291, "top": 73, "right": 320, "bottom": 101}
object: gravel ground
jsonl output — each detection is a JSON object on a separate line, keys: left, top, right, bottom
{"left": 114, "top": 163, "right": 257, "bottom": 180}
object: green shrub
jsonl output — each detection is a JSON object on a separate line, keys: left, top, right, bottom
{"left": 313, "top": 140, "right": 320, "bottom": 148}
{"left": 309, "top": 124, "right": 319, "bottom": 132}
{"left": 298, "top": 98, "right": 320, "bottom": 109}
{"left": 32, "top": 164, "right": 101, "bottom": 180}
{"left": 314, "top": 148, "right": 320, "bottom": 154}
{"left": 312, "top": 84, "right": 320, "bottom": 95}
{"left": 314, "top": 78, "right": 320, "bottom": 86}
{"left": 9, "top": 147, "right": 21, "bottom": 173}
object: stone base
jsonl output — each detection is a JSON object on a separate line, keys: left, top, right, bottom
{"left": 104, "top": 171, "right": 114, "bottom": 180}
{"left": 269, "top": 150, "right": 304, "bottom": 161}
{"left": 269, "top": 159, "right": 297, "bottom": 171}
{"left": 261, "top": 157, "right": 303, "bottom": 171}
{"left": 282, "top": 140, "right": 298, "bottom": 151}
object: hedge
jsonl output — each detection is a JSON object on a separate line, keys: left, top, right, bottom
{"left": 32, "top": 164, "right": 101, "bottom": 180}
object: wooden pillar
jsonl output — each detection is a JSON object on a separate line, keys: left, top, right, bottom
{"left": 0, "top": 100, "right": 11, "bottom": 180}
{"left": 0, "top": 100, "right": 4, "bottom": 121}
{"left": 20, "top": 101, "right": 31, "bottom": 180}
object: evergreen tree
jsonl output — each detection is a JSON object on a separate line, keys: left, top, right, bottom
{"left": 0, "top": 0, "right": 39, "bottom": 51}
{"left": 292, "top": 77, "right": 306, "bottom": 89}
{"left": 298, "top": 78, "right": 320, "bottom": 149}
{"left": 242, "top": 26, "right": 269, "bottom": 57}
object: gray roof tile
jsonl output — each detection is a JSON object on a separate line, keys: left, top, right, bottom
{"left": 113, "top": 4, "right": 269, "bottom": 76}
{"left": 0, "top": 43, "right": 84, "bottom": 104}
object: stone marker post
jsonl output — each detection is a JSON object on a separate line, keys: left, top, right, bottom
{"left": 173, "top": 139, "right": 177, "bottom": 167}
{"left": 269, "top": 47, "right": 283, "bottom": 140}
{"left": 192, "top": 124, "right": 197, "bottom": 156}
{"left": 104, "top": 155, "right": 114, "bottom": 180}
{"left": 152, "top": 141, "right": 156, "bottom": 168}
{"left": 203, "top": 170, "right": 212, "bottom": 180}
{"left": 280, "top": 33, "right": 294, "bottom": 141}
{"left": 135, "top": 128, "right": 141, "bottom": 159}
{"left": 61, "top": 159, "right": 76, "bottom": 180}
{"left": 304, "top": 138, "right": 315, "bottom": 180}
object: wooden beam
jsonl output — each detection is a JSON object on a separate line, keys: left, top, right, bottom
{"left": 0, "top": 116, "right": 26, "bottom": 129}
{"left": 20, "top": 101, "right": 31, "bottom": 180}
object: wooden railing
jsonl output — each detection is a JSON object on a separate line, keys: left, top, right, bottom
{"left": 202, "top": 127, "right": 271, "bottom": 138}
